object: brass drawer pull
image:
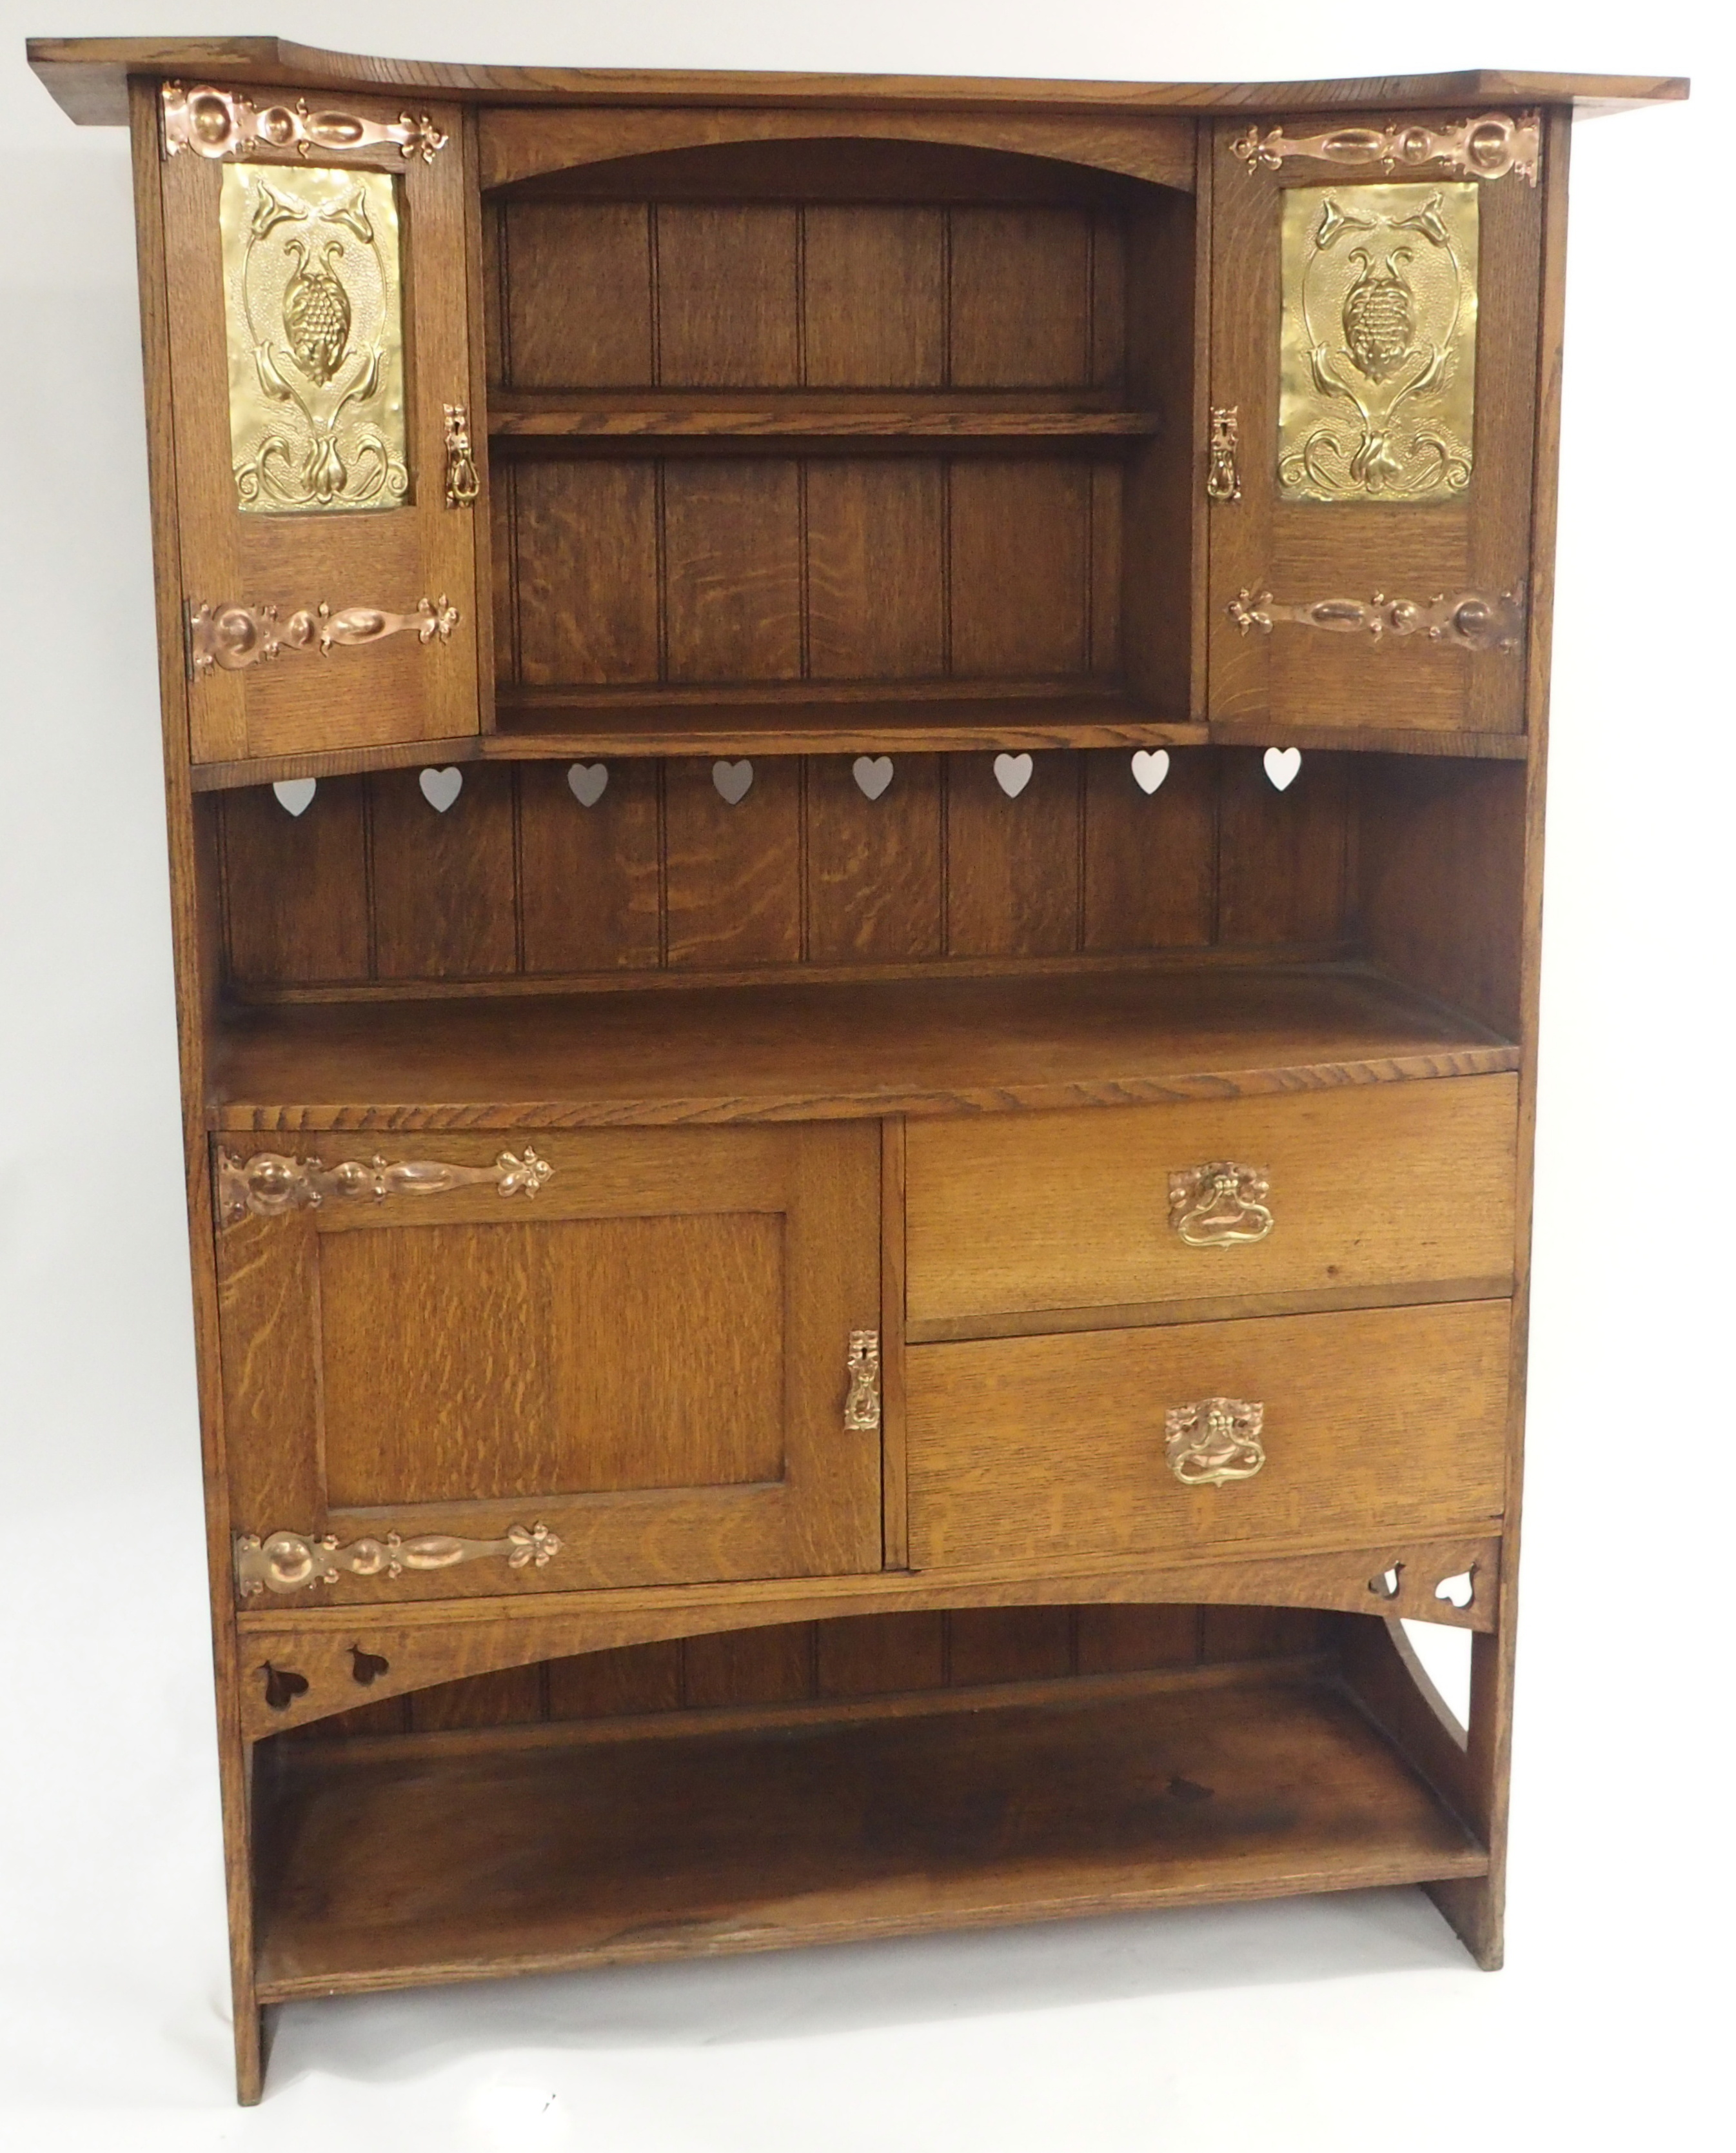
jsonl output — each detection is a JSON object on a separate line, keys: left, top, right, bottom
{"left": 843, "top": 1329, "right": 882, "bottom": 1431}
{"left": 1165, "top": 1398, "right": 1266, "bottom": 1486}
{"left": 1169, "top": 1162, "right": 1274, "bottom": 1247}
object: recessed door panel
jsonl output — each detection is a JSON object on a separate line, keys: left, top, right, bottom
{"left": 216, "top": 1123, "right": 880, "bottom": 1599}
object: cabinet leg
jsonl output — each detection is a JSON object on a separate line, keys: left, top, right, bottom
{"left": 233, "top": 1995, "right": 270, "bottom": 2105}
{"left": 1426, "top": 1874, "right": 1504, "bottom": 1969}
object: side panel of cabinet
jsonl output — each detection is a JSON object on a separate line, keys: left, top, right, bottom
{"left": 1207, "top": 113, "right": 1545, "bottom": 734}
{"left": 215, "top": 1122, "right": 882, "bottom": 1599}
{"left": 157, "top": 88, "right": 483, "bottom": 764}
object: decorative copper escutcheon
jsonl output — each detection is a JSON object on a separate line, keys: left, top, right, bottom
{"left": 1169, "top": 1161, "right": 1274, "bottom": 1248}
{"left": 1165, "top": 1399, "right": 1267, "bottom": 1487}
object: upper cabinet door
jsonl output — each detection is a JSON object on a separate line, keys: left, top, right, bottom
{"left": 1206, "top": 110, "right": 1549, "bottom": 737}
{"left": 156, "top": 83, "right": 484, "bottom": 766}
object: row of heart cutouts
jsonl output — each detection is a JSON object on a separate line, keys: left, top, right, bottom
{"left": 271, "top": 748, "right": 1304, "bottom": 819}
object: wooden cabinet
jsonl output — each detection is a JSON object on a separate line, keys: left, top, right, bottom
{"left": 30, "top": 32, "right": 1682, "bottom": 2103}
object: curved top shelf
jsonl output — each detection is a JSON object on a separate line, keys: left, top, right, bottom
{"left": 29, "top": 38, "right": 1687, "bottom": 130}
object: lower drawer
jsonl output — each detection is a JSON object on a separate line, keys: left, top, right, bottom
{"left": 907, "top": 1300, "right": 1509, "bottom": 1571}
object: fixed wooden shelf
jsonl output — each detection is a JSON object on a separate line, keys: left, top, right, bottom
{"left": 488, "top": 390, "right": 1163, "bottom": 444}
{"left": 253, "top": 1665, "right": 1488, "bottom": 2002}
{"left": 491, "top": 684, "right": 1203, "bottom": 759}
{"left": 210, "top": 963, "right": 1518, "bottom": 1131}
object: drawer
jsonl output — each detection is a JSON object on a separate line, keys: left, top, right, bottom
{"left": 906, "top": 1074, "right": 1517, "bottom": 1334}
{"left": 907, "top": 1300, "right": 1509, "bottom": 1571}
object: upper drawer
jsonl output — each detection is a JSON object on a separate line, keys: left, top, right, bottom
{"left": 906, "top": 1073, "right": 1517, "bottom": 1335}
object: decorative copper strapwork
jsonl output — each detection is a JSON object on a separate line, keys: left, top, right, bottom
{"left": 217, "top": 1147, "right": 553, "bottom": 1226}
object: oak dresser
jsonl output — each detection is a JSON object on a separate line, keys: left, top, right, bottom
{"left": 30, "top": 35, "right": 1684, "bottom": 2101}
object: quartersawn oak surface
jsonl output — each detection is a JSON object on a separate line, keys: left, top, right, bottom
{"left": 30, "top": 41, "right": 1688, "bottom": 128}
{"left": 210, "top": 963, "right": 1517, "bottom": 1129}
{"left": 253, "top": 1665, "right": 1486, "bottom": 1999}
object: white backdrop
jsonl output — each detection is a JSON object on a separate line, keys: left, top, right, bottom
{"left": 1, "top": 3, "right": 1727, "bottom": 2146}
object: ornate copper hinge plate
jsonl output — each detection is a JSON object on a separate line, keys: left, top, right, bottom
{"left": 1227, "top": 587, "right": 1524, "bottom": 654}
{"left": 236, "top": 1524, "right": 562, "bottom": 1596}
{"left": 217, "top": 1147, "right": 553, "bottom": 1227}
{"left": 162, "top": 80, "right": 448, "bottom": 163}
{"left": 1232, "top": 111, "right": 1541, "bottom": 186}
{"left": 190, "top": 597, "right": 459, "bottom": 677}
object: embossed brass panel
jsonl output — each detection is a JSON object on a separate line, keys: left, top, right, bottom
{"left": 1279, "top": 183, "right": 1478, "bottom": 503}
{"left": 219, "top": 163, "right": 409, "bottom": 513}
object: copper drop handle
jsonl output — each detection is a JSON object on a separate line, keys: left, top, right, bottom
{"left": 844, "top": 1329, "right": 882, "bottom": 1431}
{"left": 1165, "top": 1398, "right": 1266, "bottom": 1487}
{"left": 444, "top": 401, "right": 480, "bottom": 508}
{"left": 1206, "top": 406, "right": 1241, "bottom": 502}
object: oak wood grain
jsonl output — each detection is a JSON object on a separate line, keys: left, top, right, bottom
{"left": 211, "top": 964, "right": 1517, "bottom": 1130}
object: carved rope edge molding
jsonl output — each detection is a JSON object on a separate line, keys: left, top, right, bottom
{"left": 1232, "top": 110, "right": 1542, "bottom": 186}
{"left": 190, "top": 597, "right": 459, "bottom": 677}
{"left": 1227, "top": 587, "right": 1524, "bottom": 655}
{"left": 236, "top": 1523, "right": 562, "bottom": 1596}
{"left": 217, "top": 1147, "right": 553, "bottom": 1227}
{"left": 161, "top": 81, "right": 448, "bottom": 163}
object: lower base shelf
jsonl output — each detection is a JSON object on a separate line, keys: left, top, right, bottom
{"left": 253, "top": 1663, "right": 1486, "bottom": 2003}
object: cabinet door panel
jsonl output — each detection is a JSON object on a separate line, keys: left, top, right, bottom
{"left": 217, "top": 1124, "right": 881, "bottom": 1600}
{"left": 158, "top": 87, "right": 482, "bottom": 765}
{"left": 1208, "top": 112, "right": 1545, "bottom": 735}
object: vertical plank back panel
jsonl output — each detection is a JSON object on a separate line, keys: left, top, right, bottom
{"left": 369, "top": 764, "right": 518, "bottom": 979}
{"left": 518, "top": 759, "right": 662, "bottom": 973}
{"left": 949, "top": 461, "right": 1092, "bottom": 677}
{"left": 220, "top": 784, "right": 371, "bottom": 987}
{"left": 806, "top": 754, "right": 945, "bottom": 962}
{"left": 656, "top": 204, "right": 801, "bottom": 386}
{"left": 664, "top": 755, "right": 803, "bottom": 966}
{"left": 806, "top": 459, "right": 947, "bottom": 679}
{"left": 663, "top": 461, "right": 804, "bottom": 680}
{"left": 1216, "top": 749, "right": 1352, "bottom": 946}
{"left": 804, "top": 206, "right": 947, "bottom": 386}
{"left": 1082, "top": 748, "right": 1215, "bottom": 951}
{"left": 949, "top": 207, "right": 1093, "bottom": 386}
{"left": 513, "top": 462, "right": 660, "bottom": 684}
{"left": 502, "top": 202, "right": 654, "bottom": 387}
{"left": 946, "top": 751, "right": 1082, "bottom": 957}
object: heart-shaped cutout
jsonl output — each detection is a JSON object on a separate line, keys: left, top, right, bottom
{"left": 1131, "top": 749, "right": 1170, "bottom": 796}
{"left": 993, "top": 751, "right": 1034, "bottom": 799}
{"left": 713, "top": 759, "right": 753, "bottom": 805}
{"left": 567, "top": 762, "right": 608, "bottom": 808}
{"left": 419, "top": 766, "right": 464, "bottom": 813}
{"left": 853, "top": 755, "right": 894, "bottom": 801}
{"left": 271, "top": 777, "right": 317, "bottom": 817}
{"left": 1263, "top": 746, "right": 1302, "bottom": 792}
